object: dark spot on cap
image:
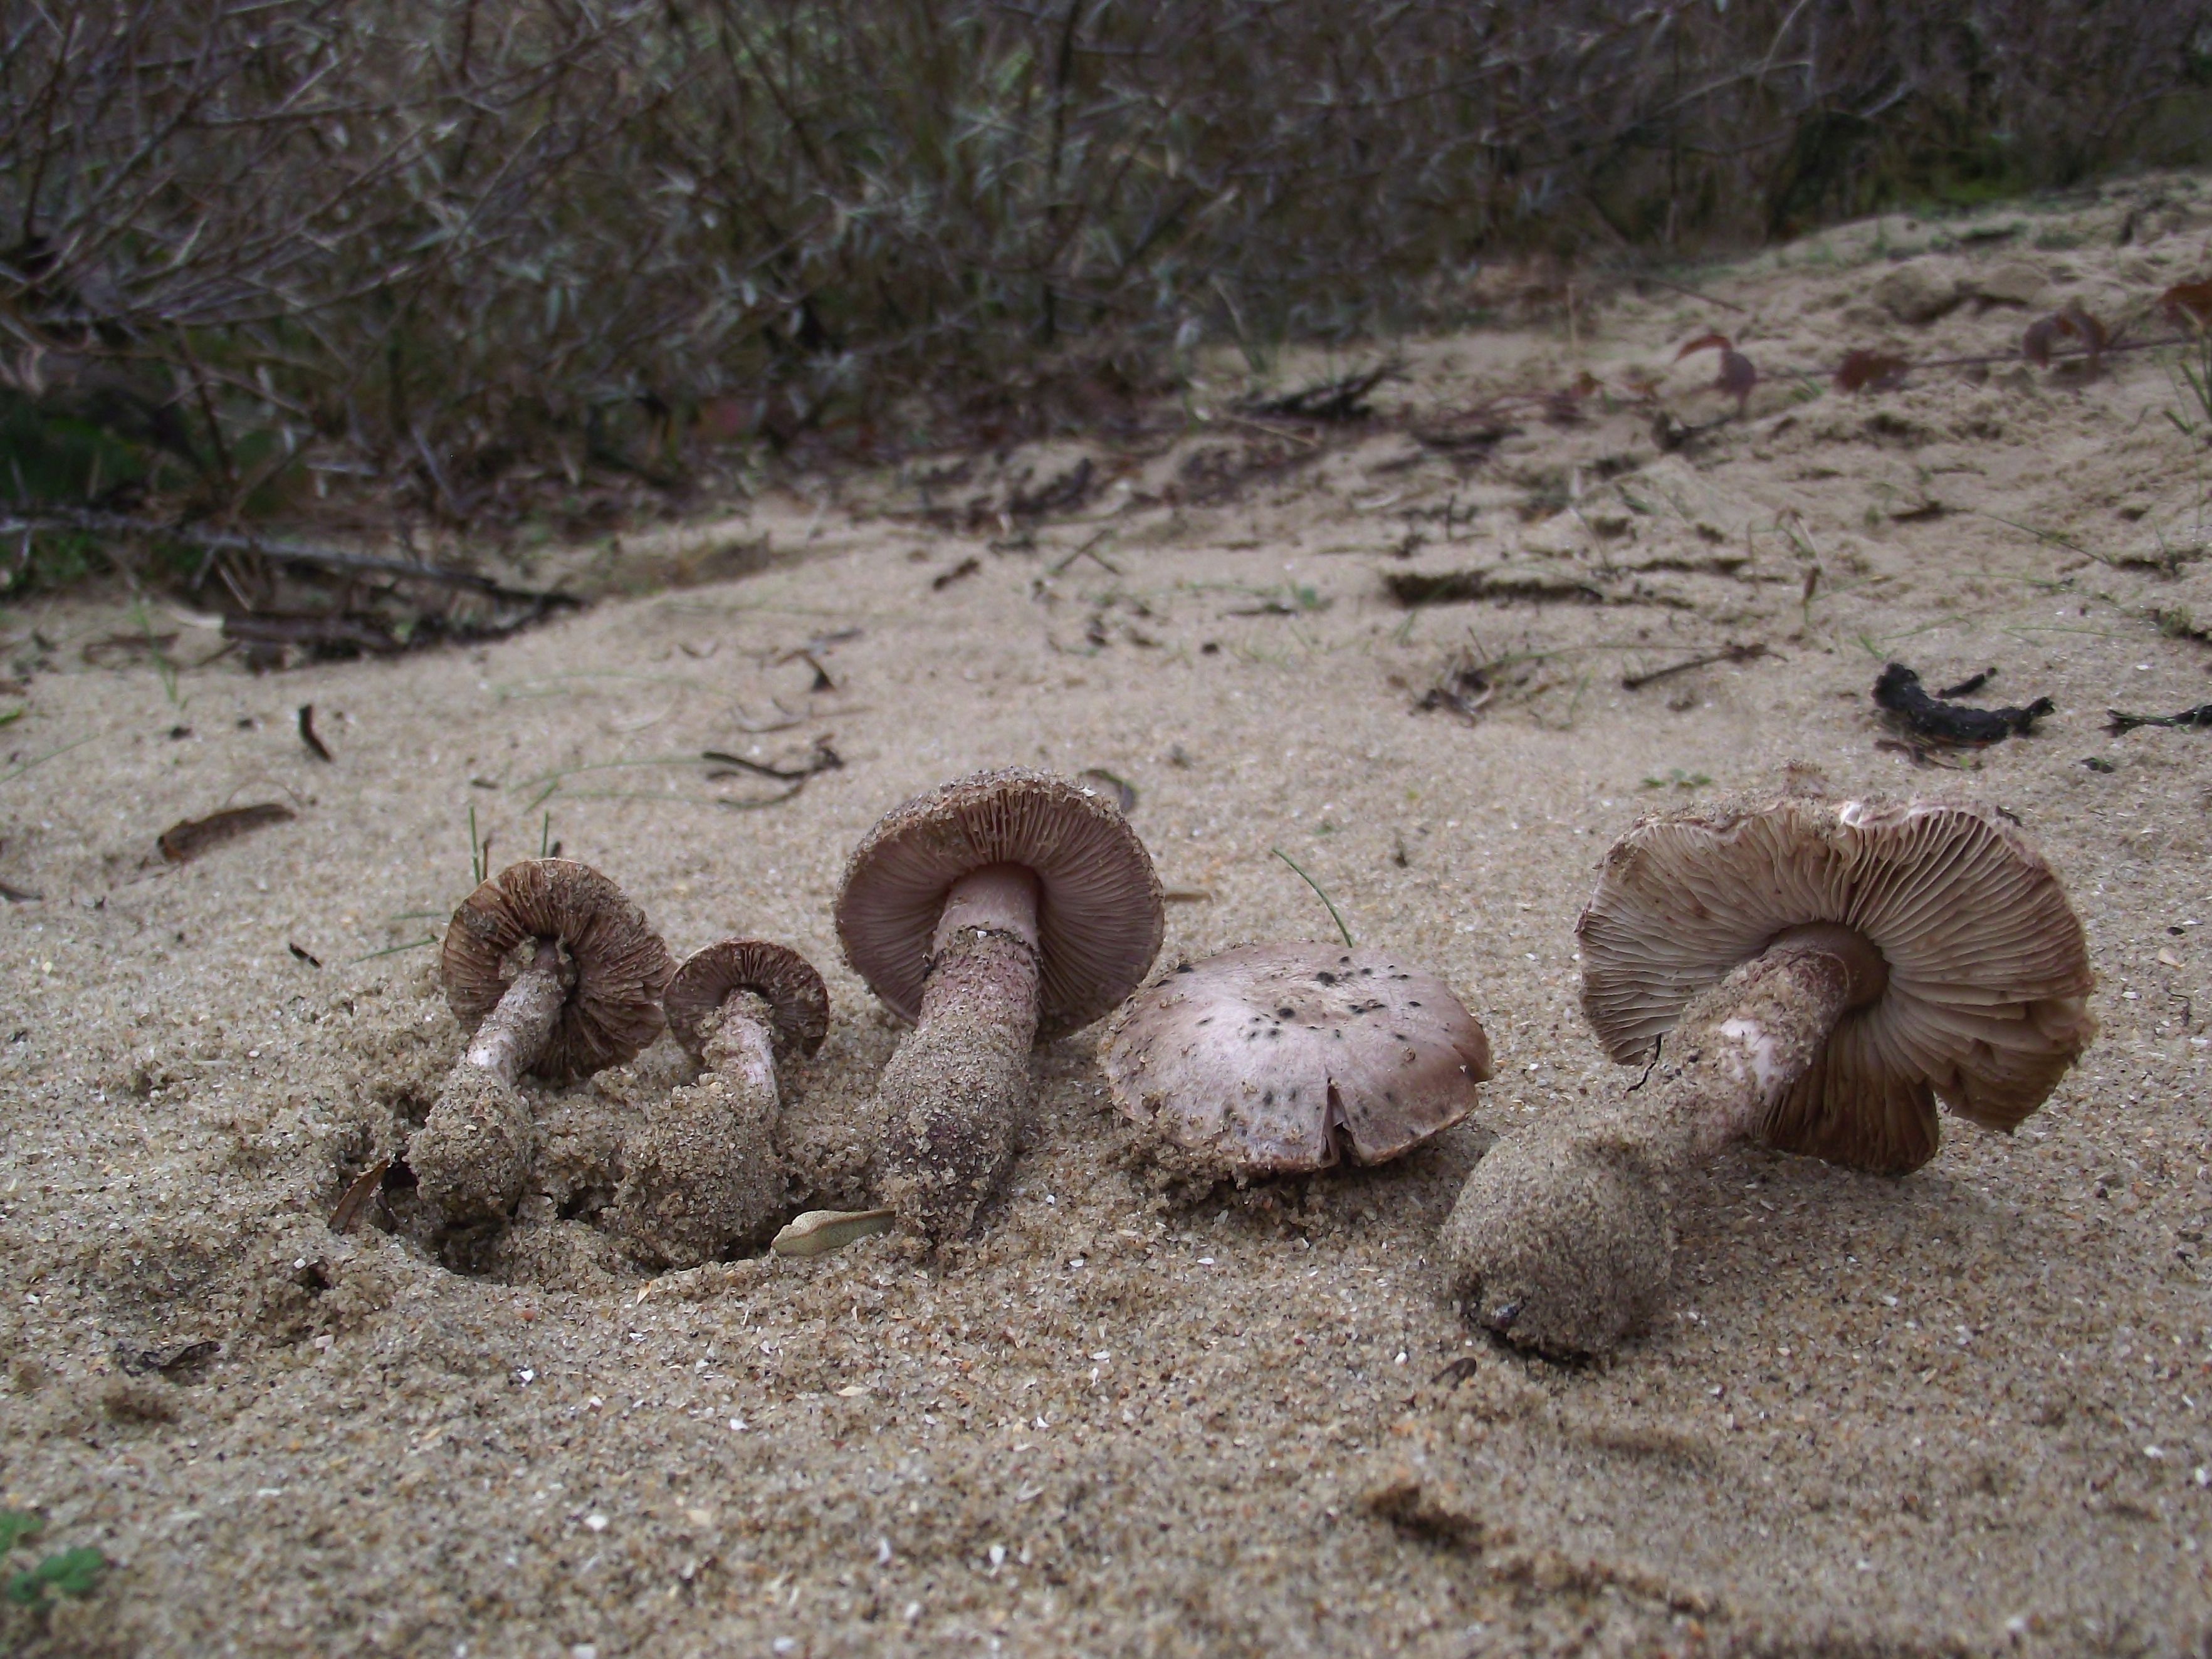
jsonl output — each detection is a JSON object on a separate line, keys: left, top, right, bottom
{"left": 1277, "top": 1006, "right": 1296, "bottom": 1020}
{"left": 1316, "top": 971, "right": 1336, "bottom": 985}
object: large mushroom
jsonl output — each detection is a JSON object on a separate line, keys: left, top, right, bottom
{"left": 836, "top": 769, "right": 1163, "bottom": 1240}
{"left": 1441, "top": 791, "right": 2095, "bottom": 1357}
{"left": 607, "top": 939, "right": 829, "bottom": 1267}
{"left": 1103, "top": 943, "right": 1492, "bottom": 1176}
{"left": 411, "top": 859, "right": 673, "bottom": 1223}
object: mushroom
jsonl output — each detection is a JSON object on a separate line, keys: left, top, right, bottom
{"left": 411, "top": 859, "right": 673, "bottom": 1223}
{"left": 607, "top": 939, "right": 829, "bottom": 1267}
{"left": 1103, "top": 943, "right": 1493, "bottom": 1176}
{"left": 836, "top": 769, "right": 1163, "bottom": 1239}
{"left": 1441, "top": 792, "right": 2095, "bottom": 1356}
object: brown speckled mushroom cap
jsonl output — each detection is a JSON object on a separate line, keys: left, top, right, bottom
{"left": 1101, "top": 943, "right": 1494, "bottom": 1173}
{"left": 664, "top": 939, "right": 831, "bottom": 1062}
{"left": 1578, "top": 793, "right": 2095, "bottom": 1173}
{"left": 836, "top": 769, "right": 1165, "bottom": 1042}
{"left": 442, "top": 859, "right": 674, "bottom": 1082}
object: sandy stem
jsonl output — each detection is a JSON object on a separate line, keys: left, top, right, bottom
{"left": 463, "top": 939, "right": 570, "bottom": 1085}
{"left": 1442, "top": 929, "right": 1880, "bottom": 1356}
{"left": 608, "top": 990, "right": 785, "bottom": 1269}
{"left": 701, "top": 990, "right": 780, "bottom": 1105}
{"left": 876, "top": 864, "right": 1042, "bottom": 1240}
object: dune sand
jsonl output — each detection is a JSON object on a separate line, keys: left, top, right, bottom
{"left": 6, "top": 172, "right": 2212, "bottom": 1655}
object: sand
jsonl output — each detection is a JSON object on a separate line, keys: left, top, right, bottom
{"left": 5, "top": 170, "right": 2212, "bottom": 1656}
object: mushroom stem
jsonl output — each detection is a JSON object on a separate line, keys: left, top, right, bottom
{"left": 462, "top": 939, "right": 570, "bottom": 1086}
{"left": 412, "top": 939, "right": 570, "bottom": 1223}
{"left": 877, "top": 864, "right": 1043, "bottom": 1240}
{"left": 609, "top": 990, "right": 786, "bottom": 1268}
{"left": 1442, "top": 931, "right": 1876, "bottom": 1356}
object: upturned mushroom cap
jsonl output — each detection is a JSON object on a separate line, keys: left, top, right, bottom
{"left": 835, "top": 769, "right": 1165, "bottom": 1041}
{"left": 1102, "top": 943, "right": 1494, "bottom": 1173}
{"left": 1577, "top": 793, "right": 2095, "bottom": 1173}
{"left": 443, "top": 859, "right": 674, "bottom": 1082}
{"left": 664, "top": 939, "right": 830, "bottom": 1062}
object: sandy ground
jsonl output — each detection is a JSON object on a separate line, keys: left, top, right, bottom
{"left": 6, "top": 171, "right": 2212, "bottom": 1657}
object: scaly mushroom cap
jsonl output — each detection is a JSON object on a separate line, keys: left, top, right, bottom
{"left": 1578, "top": 793, "right": 2095, "bottom": 1173}
{"left": 443, "top": 859, "right": 674, "bottom": 1082}
{"left": 664, "top": 939, "right": 831, "bottom": 1062}
{"left": 836, "top": 769, "right": 1165, "bottom": 1041}
{"left": 1102, "top": 943, "right": 1494, "bottom": 1173}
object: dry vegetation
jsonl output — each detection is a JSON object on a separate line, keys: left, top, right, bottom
{"left": 3, "top": 0, "right": 2209, "bottom": 591}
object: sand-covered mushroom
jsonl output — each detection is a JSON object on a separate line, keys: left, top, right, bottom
{"left": 411, "top": 860, "right": 673, "bottom": 1223}
{"left": 607, "top": 939, "right": 829, "bottom": 1267}
{"left": 1442, "top": 791, "right": 2095, "bottom": 1357}
{"left": 836, "top": 769, "right": 1163, "bottom": 1239}
{"left": 1103, "top": 943, "right": 1492, "bottom": 1176}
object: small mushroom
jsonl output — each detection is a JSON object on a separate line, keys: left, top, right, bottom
{"left": 606, "top": 939, "right": 829, "bottom": 1267}
{"left": 836, "top": 768, "right": 1163, "bottom": 1240}
{"left": 1441, "top": 792, "right": 2095, "bottom": 1357}
{"left": 1102, "top": 943, "right": 1493, "bottom": 1176}
{"left": 411, "top": 859, "right": 673, "bottom": 1224}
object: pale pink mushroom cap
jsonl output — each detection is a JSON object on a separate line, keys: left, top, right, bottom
{"left": 1577, "top": 793, "right": 2095, "bottom": 1173}
{"left": 1103, "top": 943, "right": 1494, "bottom": 1173}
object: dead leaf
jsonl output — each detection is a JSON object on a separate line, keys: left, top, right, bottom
{"left": 1833, "top": 350, "right": 1912, "bottom": 394}
{"left": 329, "top": 1160, "right": 391, "bottom": 1234}
{"left": 157, "top": 803, "right": 296, "bottom": 863}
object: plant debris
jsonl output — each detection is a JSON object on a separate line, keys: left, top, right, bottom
{"left": 157, "top": 803, "right": 296, "bottom": 863}
{"left": 1872, "top": 663, "right": 2052, "bottom": 746}
{"left": 1241, "top": 364, "right": 1394, "bottom": 423}
{"left": 1676, "top": 332, "right": 1757, "bottom": 414}
{"left": 1384, "top": 567, "right": 1603, "bottom": 607}
{"left": 1077, "top": 768, "right": 1138, "bottom": 813}
{"left": 2023, "top": 301, "right": 2109, "bottom": 371}
{"left": 296, "top": 703, "right": 332, "bottom": 761}
{"left": 0, "top": 880, "right": 40, "bottom": 903}
{"left": 931, "top": 557, "right": 981, "bottom": 591}
{"left": 1937, "top": 668, "right": 1995, "bottom": 699}
{"left": 113, "top": 1339, "right": 220, "bottom": 1379}
{"left": 1833, "top": 350, "right": 1912, "bottom": 393}
{"left": 288, "top": 941, "right": 322, "bottom": 967}
{"left": 700, "top": 735, "right": 844, "bottom": 783}
{"left": 329, "top": 1160, "right": 393, "bottom": 1235}
{"left": 770, "top": 1208, "right": 896, "bottom": 1258}
{"left": 2107, "top": 703, "right": 2212, "bottom": 734}
{"left": 1621, "top": 642, "right": 1768, "bottom": 690}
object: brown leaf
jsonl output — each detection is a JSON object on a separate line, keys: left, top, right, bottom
{"left": 329, "top": 1160, "right": 392, "bottom": 1235}
{"left": 1833, "top": 350, "right": 1912, "bottom": 394}
{"left": 2161, "top": 280, "right": 2212, "bottom": 330}
{"left": 2022, "top": 315, "right": 2059, "bottom": 367}
{"left": 1674, "top": 332, "right": 1732, "bottom": 361}
{"left": 157, "top": 803, "right": 295, "bottom": 863}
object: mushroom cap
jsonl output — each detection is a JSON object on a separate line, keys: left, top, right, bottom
{"left": 835, "top": 769, "right": 1164, "bottom": 1041}
{"left": 664, "top": 939, "right": 831, "bottom": 1062}
{"left": 442, "top": 859, "right": 674, "bottom": 1082}
{"left": 1577, "top": 793, "right": 2095, "bottom": 1173}
{"left": 1101, "top": 943, "right": 1494, "bottom": 1173}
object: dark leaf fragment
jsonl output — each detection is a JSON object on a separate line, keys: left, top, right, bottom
{"left": 1873, "top": 663, "right": 2051, "bottom": 746}
{"left": 158, "top": 803, "right": 295, "bottom": 863}
{"left": 296, "top": 704, "right": 332, "bottom": 761}
{"left": 2107, "top": 703, "right": 2212, "bottom": 734}
{"left": 329, "top": 1160, "right": 392, "bottom": 1234}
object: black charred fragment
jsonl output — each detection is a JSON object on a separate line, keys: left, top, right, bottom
{"left": 1873, "top": 663, "right": 2052, "bottom": 746}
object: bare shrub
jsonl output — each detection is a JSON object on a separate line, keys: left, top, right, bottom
{"left": 1, "top": 0, "right": 2206, "bottom": 565}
